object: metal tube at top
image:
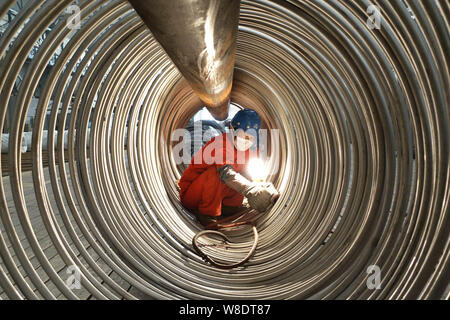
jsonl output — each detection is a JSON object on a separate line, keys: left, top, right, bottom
{"left": 128, "top": 0, "right": 241, "bottom": 120}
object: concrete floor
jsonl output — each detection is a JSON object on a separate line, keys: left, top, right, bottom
{"left": 0, "top": 162, "right": 149, "bottom": 300}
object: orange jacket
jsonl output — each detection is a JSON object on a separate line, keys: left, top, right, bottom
{"left": 178, "top": 133, "right": 253, "bottom": 200}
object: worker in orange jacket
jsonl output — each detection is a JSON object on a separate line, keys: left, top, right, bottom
{"left": 178, "top": 109, "right": 279, "bottom": 227}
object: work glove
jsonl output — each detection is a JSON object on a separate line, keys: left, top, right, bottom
{"left": 218, "top": 165, "right": 279, "bottom": 212}
{"left": 245, "top": 182, "right": 279, "bottom": 212}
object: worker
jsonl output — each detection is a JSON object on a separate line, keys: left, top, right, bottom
{"left": 178, "top": 109, "right": 279, "bottom": 227}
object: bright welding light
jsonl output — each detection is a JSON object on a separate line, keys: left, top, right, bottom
{"left": 248, "top": 158, "right": 268, "bottom": 182}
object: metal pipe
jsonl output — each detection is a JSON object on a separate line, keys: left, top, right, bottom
{"left": 128, "top": 0, "right": 241, "bottom": 120}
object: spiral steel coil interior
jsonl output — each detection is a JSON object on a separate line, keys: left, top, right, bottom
{"left": 0, "top": 0, "right": 448, "bottom": 300}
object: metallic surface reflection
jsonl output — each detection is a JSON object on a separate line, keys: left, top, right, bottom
{"left": 128, "top": 0, "right": 240, "bottom": 120}
{"left": 0, "top": 0, "right": 448, "bottom": 299}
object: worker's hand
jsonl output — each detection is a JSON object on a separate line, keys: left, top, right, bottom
{"left": 258, "top": 182, "right": 280, "bottom": 201}
{"left": 218, "top": 165, "right": 279, "bottom": 212}
{"left": 245, "top": 182, "right": 279, "bottom": 213}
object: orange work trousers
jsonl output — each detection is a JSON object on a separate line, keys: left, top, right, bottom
{"left": 181, "top": 165, "right": 244, "bottom": 216}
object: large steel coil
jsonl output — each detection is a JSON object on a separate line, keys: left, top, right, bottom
{"left": 0, "top": 0, "right": 448, "bottom": 300}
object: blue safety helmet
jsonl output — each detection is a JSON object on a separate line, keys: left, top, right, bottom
{"left": 231, "top": 108, "right": 261, "bottom": 149}
{"left": 231, "top": 109, "right": 261, "bottom": 133}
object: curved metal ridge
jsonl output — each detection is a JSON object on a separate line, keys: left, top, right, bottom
{"left": 0, "top": 0, "right": 448, "bottom": 300}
